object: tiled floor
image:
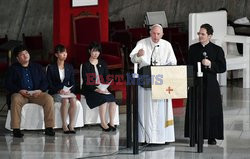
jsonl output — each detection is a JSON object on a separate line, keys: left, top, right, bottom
{"left": 0, "top": 83, "right": 249, "bottom": 159}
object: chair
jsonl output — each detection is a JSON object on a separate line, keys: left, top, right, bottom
{"left": 80, "top": 64, "right": 119, "bottom": 125}
{"left": 226, "top": 26, "right": 243, "bottom": 79}
{"left": 128, "top": 27, "right": 149, "bottom": 48}
{"left": 101, "top": 41, "right": 124, "bottom": 72}
{"left": 109, "top": 18, "right": 126, "bottom": 33}
{"left": 0, "top": 34, "right": 9, "bottom": 62}
{"left": 0, "top": 34, "right": 8, "bottom": 45}
{"left": 0, "top": 63, "right": 8, "bottom": 80}
{"left": 189, "top": 11, "right": 250, "bottom": 88}
{"left": 5, "top": 101, "right": 84, "bottom": 130}
{"left": 72, "top": 14, "right": 101, "bottom": 45}
{"left": 171, "top": 42, "right": 186, "bottom": 65}
{"left": 110, "top": 30, "right": 132, "bottom": 71}
{"left": 72, "top": 13, "right": 124, "bottom": 73}
{"left": 72, "top": 43, "right": 88, "bottom": 69}
{"left": 162, "top": 27, "right": 179, "bottom": 41}
{"left": 163, "top": 27, "right": 188, "bottom": 65}
{"left": 0, "top": 35, "right": 9, "bottom": 90}
{"left": 22, "top": 32, "right": 49, "bottom": 66}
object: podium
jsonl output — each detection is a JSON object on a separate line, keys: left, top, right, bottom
{"left": 126, "top": 65, "right": 204, "bottom": 154}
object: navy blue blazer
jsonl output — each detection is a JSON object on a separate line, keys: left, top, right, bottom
{"left": 46, "top": 63, "right": 75, "bottom": 95}
{"left": 5, "top": 62, "right": 48, "bottom": 95}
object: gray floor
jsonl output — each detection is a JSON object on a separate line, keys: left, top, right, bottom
{"left": 0, "top": 81, "right": 249, "bottom": 159}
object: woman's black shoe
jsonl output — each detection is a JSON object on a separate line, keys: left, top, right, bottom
{"left": 67, "top": 125, "right": 76, "bottom": 134}
{"left": 100, "top": 124, "right": 111, "bottom": 132}
{"left": 63, "top": 130, "right": 70, "bottom": 134}
{"left": 63, "top": 125, "right": 70, "bottom": 134}
{"left": 107, "top": 123, "right": 116, "bottom": 131}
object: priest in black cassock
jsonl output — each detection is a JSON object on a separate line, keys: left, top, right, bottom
{"left": 184, "top": 23, "right": 226, "bottom": 145}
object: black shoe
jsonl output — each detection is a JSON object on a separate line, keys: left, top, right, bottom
{"left": 45, "top": 127, "right": 55, "bottom": 136}
{"left": 62, "top": 125, "right": 70, "bottom": 134}
{"left": 13, "top": 129, "right": 24, "bottom": 138}
{"left": 107, "top": 123, "right": 116, "bottom": 131}
{"left": 100, "top": 124, "right": 111, "bottom": 132}
{"left": 67, "top": 125, "right": 76, "bottom": 134}
{"left": 208, "top": 138, "right": 217, "bottom": 145}
{"left": 63, "top": 130, "right": 71, "bottom": 134}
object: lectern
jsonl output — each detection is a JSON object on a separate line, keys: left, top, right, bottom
{"left": 126, "top": 64, "right": 204, "bottom": 154}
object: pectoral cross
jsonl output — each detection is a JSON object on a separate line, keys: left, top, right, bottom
{"left": 152, "top": 60, "right": 158, "bottom": 65}
{"left": 166, "top": 86, "right": 174, "bottom": 94}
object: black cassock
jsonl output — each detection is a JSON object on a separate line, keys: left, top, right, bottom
{"left": 185, "top": 42, "right": 226, "bottom": 140}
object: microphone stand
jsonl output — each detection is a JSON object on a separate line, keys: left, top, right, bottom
{"left": 150, "top": 45, "right": 159, "bottom": 66}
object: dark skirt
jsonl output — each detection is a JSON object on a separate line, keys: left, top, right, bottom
{"left": 84, "top": 91, "right": 116, "bottom": 109}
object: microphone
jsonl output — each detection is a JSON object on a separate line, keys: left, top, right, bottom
{"left": 203, "top": 52, "right": 207, "bottom": 58}
{"left": 203, "top": 52, "right": 208, "bottom": 69}
{"left": 150, "top": 45, "right": 160, "bottom": 66}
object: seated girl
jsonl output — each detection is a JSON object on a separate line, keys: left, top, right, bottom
{"left": 81, "top": 42, "right": 117, "bottom": 132}
{"left": 47, "top": 44, "right": 77, "bottom": 133}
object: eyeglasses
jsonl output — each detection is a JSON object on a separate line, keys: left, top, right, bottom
{"left": 197, "top": 32, "right": 206, "bottom": 36}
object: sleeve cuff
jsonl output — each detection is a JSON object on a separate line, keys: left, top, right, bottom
{"left": 132, "top": 54, "right": 142, "bottom": 63}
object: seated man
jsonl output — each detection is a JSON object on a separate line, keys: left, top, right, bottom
{"left": 5, "top": 45, "right": 55, "bottom": 138}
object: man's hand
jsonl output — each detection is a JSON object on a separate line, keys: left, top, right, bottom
{"left": 202, "top": 59, "right": 211, "bottom": 68}
{"left": 19, "top": 90, "right": 30, "bottom": 97}
{"left": 137, "top": 49, "right": 145, "bottom": 57}
{"left": 32, "top": 90, "right": 42, "bottom": 98}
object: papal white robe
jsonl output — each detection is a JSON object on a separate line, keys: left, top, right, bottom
{"left": 130, "top": 37, "right": 177, "bottom": 144}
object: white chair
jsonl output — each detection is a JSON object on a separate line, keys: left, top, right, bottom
{"left": 80, "top": 64, "right": 119, "bottom": 125}
{"left": 189, "top": 11, "right": 250, "bottom": 88}
{"left": 5, "top": 101, "right": 84, "bottom": 131}
{"left": 226, "top": 26, "right": 243, "bottom": 79}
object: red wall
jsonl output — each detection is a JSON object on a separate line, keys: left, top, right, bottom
{"left": 53, "top": 0, "right": 109, "bottom": 54}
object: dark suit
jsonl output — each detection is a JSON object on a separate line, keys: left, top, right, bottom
{"left": 5, "top": 62, "right": 48, "bottom": 95}
{"left": 47, "top": 63, "right": 75, "bottom": 95}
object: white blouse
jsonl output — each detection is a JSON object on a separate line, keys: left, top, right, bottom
{"left": 59, "top": 68, "right": 65, "bottom": 83}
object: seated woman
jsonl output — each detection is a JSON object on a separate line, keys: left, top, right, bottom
{"left": 81, "top": 42, "right": 117, "bottom": 132}
{"left": 47, "top": 44, "right": 77, "bottom": 134}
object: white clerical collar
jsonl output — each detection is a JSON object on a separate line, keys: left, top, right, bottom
{"left": 150, "top": 38, "right": 160, "bottom": 47}
{"left": 201, "top": 41, "right": 209, "bottom": 47}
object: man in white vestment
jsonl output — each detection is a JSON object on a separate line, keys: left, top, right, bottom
{"left": 130, "top": 24, "right": 177, "bottom": 144}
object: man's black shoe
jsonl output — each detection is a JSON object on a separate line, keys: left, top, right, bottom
{"left": 45, "top": 127, "right": 55, "bottom": 136}
{"left": 13, "top": 129, "right": 24, "bottom": 138}
{"left": 208, "top": 138, "right": 217, "bottom": 145}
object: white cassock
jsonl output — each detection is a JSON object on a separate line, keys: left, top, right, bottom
{"left": 130, "top": 37, "right": 177, "bottom": 144}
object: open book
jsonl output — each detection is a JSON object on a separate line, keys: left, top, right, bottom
{"left": 96, "top": 80, "right": 113, "bottom": 91}
{"left": 59, "top": 85, "right": 76, "bottom": 98}
{"left": 63, "top": 85, "right": 73, "bottom": 92}
{"left": 27, "top": 90, "right": 40, "bottom": 96}
{"left": 59, "top": 93, "right": 76, "bottom": 98}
